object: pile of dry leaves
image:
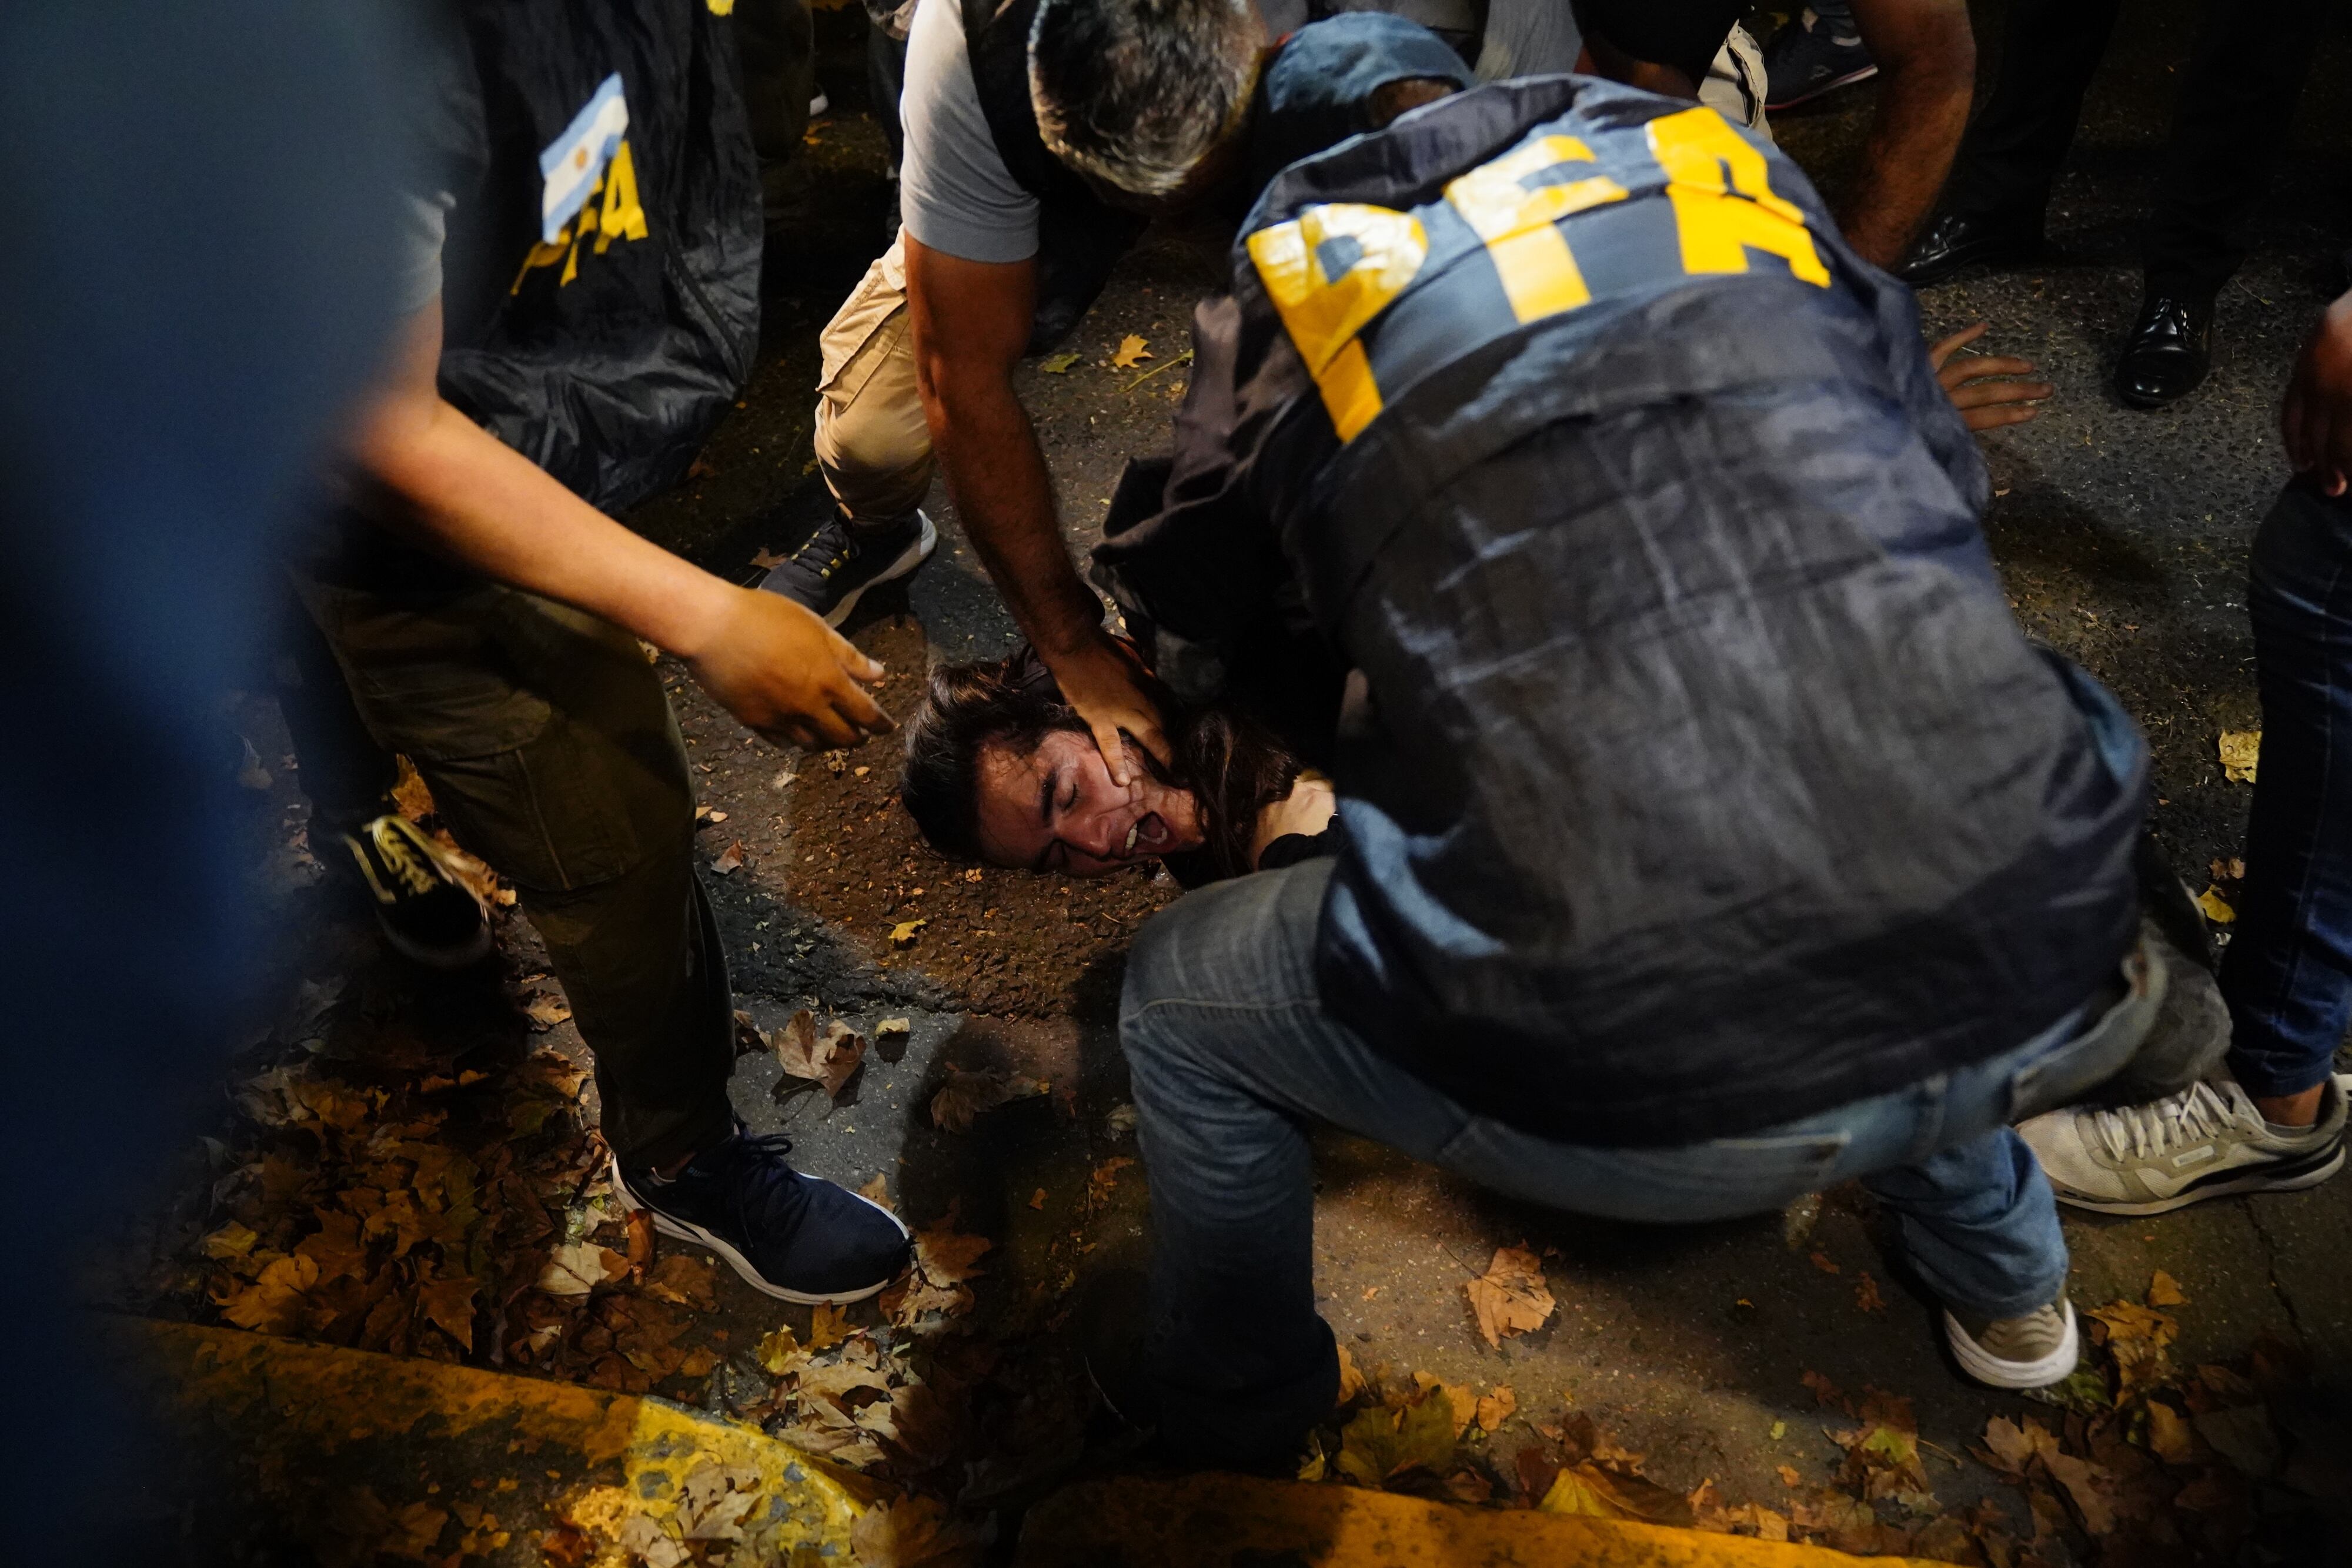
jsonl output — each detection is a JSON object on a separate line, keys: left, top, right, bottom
{"left": 1309, "top": 1251, "right": 2346, "bottom": 1567}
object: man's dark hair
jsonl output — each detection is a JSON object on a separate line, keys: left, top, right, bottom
{"left": 1028, "top": 0, "right": 1262, "bottom": 197}
{"left": 900, "top": 645, "right": 1301, "bottom": 882}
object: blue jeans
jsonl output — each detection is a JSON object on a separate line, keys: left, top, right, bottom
{"left": 1118, "top": 858, "right": 2153, "bottom": 1467}
{"left": 2220, "top": 482, "right": 2352, "bottom": 1100}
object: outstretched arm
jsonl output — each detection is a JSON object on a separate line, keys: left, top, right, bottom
{"left": 903, "top": 233, "right": 1170, "bottom": 781}
{"left": 351, "top": 300, "right": 890, "bottom": 750}
{"left": 1838, "top": 0, "right": 1975, "bottom": 268}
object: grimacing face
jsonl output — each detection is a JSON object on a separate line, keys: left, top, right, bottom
{"left": 972, "top": 730, "right": 1205, "bottom": 876}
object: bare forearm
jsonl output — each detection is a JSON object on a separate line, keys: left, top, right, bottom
{"left": 923, "top": 373, "right": 1102, "bottom": 656}
{"left": 1838, "top": 0, "right": 1973, "bottom": 268}
{"left": 1839, "top": 71, "right": 1969, "bottom": 265}
{"left": 360, "top": 403, "right": 734, "bottom": 658}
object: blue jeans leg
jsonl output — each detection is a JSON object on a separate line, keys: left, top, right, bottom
{"left": 1862, "top": 1126, "right": 2066, "bottom": 1320}
{"left": 1121, "top": 860, "right": 2088, "bottom": 1464}
{"left": 2219, "top": 481, "right": 2352, "bottom": 1099}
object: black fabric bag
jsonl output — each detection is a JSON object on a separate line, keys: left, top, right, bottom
{"left": 435, "top": 0, "right": 761, "bottom": 513}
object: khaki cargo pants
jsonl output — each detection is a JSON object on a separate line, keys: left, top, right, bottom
{"left": 290, "top": 564, "right": 736, "bottom": 1172}
{"left": 813, "top": 233, "right": 935, "bottom": 524}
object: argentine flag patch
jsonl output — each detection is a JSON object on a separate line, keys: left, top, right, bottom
{"left": 539, "top": 73, "right": 630, "bottom": 244}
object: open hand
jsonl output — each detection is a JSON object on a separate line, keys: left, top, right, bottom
{"left": 2284, "top": 290, "right": 2352, "bottom": 497}
{"left": 1041, "top": 630, "right": 1170, "bottom": 787}
{"left": 683, "top": 587, "right": 892, "bottom": 751}
{"left": 1930, "top": 321, "right": 2052, "bottom": 433}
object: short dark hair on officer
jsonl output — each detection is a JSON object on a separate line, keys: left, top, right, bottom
{"left": 1028, "top": 0, "right": 1262, "bottom": 197}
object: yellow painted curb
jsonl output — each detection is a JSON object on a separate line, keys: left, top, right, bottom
{"left": 1015, "top": 1473, "right": 1950, "bottom": 1568}
{"left": 123, "top": 1317, "right": 873, "bottom": 1563}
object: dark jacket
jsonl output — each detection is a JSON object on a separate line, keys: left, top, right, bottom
{"left": 1095, "top": 72, "right": 2147, "bottom": 1148}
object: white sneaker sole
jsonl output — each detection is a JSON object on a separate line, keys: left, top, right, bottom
{"left": 820, "top": 511, "right": 937, "bottom": 630}
{"left": 607, "top": 1156, "right": 911, "bottom": 1305}
{"left": 1945, "top": 1299, "right": 2079, "bottom": 1390}
{"left": 2051, "top": 1142, "right": 2346, "bottom": 1216}
{"left": 1766, "top": 62, "right": 1880, "bottom": 112}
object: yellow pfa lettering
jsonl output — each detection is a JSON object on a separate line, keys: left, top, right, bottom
{"left": 1645, "top": 106, "right": 1828, "bottom": 286}
{"left": 594, "top": 139, "right": 649, "bottom": 253}
{"left": 1444, "top": 135, "right": 1628, "bottom": 323}
{"left": 1247, "top": 202, "right": 1428, "bottom": 441}
{"left": 513, "top": 138, "right": 650, "bottom": 292}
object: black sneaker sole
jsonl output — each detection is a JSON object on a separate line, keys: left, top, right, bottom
{"left": 818, "top": 511, "right": 937, "bottom": 630}
{"left": 607, "top": 1157, "right": 911, "bottom": 1305}
{"left": 378, "top": 914, "right": 494, "bottom": 971}
{"left": 2052, "top": 1143, "right": 2346, "bottom": 1216}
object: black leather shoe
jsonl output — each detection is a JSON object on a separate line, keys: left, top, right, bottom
{"left": 1896, "top": 209, "right": 2044, "bottom": 287}
{"left": 2114, "top": 295, "right": 2214, "bottom": 409}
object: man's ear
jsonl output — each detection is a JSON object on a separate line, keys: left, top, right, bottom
{"left": 1367, "top": 77, "right": 1461, "bottom": 129}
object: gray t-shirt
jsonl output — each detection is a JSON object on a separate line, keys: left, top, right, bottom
{"left": 898, "top": 0, "right": 1038, "bottom": 264}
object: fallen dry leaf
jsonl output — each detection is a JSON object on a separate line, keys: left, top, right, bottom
{"left": 772, "top": 1010, "right": 866, "bottom": 1099}
{"left": 1412, "top": 1372, "right": 1478, "bottom": 1437}
{"left": 1852, "top": 1271, "right": 1886, "bottom": 1314}
{"left": 913, "top": 1216, "right": 993, "bottom": 1286}
{"left": 807, "top": 1302, "right": 853, "bottom": 1352}
{"left": 1808, "top": 1250, "right": 1840, "bottom": 1275}
{"left": 2146, "top": 1399, "right": 2197, "bottom": 1465}
{"left": 538, "top": 1242, "right": 627, "bottom": 1297}
{"left": 1776, "top": 1464, "right": 1802, "bottom": 1487}
{"left": 1465, "top": 1245, "right": 1555, "bottom": 1348}
{"left": 1111, "top": 333, "right": 1152, "bottom": 369}
{"left": 2218, "top": 730, "right": 2259, "bottom": 784}
{"left": 625, "top": 1208, "right": 654, "bottom": 1278}
{"left": 2149, "top": 1270, "right": 2187, "bottom": 1308}
{"left": 848, "top": 1494, "right": 966, "bottom": 1568}
{"left": 928, "top": 1067, "right": 1048, "bottom": 1132}
{"left": 750, "top": 547, "right": 787, "bottom": 570}
{"left": 1336, "top": 1342, "right": 1366, "bottom": 1404}
{"left": 1028, "top": 1188, "right": 1046, "bottom": 1210}
{"left": 1039, "top": 351, "right": 1081, "bottom": 373}
{"left": 1475, "top": 1385, "right": 1517, "bottom": 1433}
{"left": 2196, "top": 885, "right": 2237, "bottom": 925}
{"left": 1337, "top": 1396, "right": 1455, "bottom": 1486}
{"left": 218, "top": 1252, "right": 321, "bottom": 1335}
{"left": 710, "top": 840, "right": 746, "bottom": 875}
{"left": 1085, "top": 1156, "right": 1134, "bottom": 1205}
{"left": 417, "top": 1272, "right": 477, "bottom": 1350}
{"left": 1536, "top": 1465, "right": 1629, "bottom": 1519}
{"left": 858, "top": 1172, "right": 894, "bottom": 1211}
{"left": 643, "top": 1254, "right": 717, "bottom": 1310}
{"left": 756, "top": 1324, "right": 802, "bottom": 1374}
{"left": 2210, "top": 856, "right": 2245, "bottom": 882}
{"left": 888, "top": 917, "right": 926, "bottom": 947}
{"left": 523, "top": 993, "right": 572, "bottom": 1031}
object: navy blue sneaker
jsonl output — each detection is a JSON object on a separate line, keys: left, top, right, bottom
{"left": 1763, "top": 8, "right": 1877, "bottom": 111}
{"left": 759, "top": 509, "right": 936, "bottom": 629}
{"left": 610, "top": 1128, "right": 910, "bottom": 1303}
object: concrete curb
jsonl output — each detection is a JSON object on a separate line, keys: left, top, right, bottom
{"left": 1014, "top": 1473, "right": 1950, "bottom": 1568}
{"left": 122, "top": 1317, "right": 873, "bottom": 1564}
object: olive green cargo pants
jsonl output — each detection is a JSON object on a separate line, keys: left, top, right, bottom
{"left": 290, "top": 566, "right": 734, "bottom": 1172}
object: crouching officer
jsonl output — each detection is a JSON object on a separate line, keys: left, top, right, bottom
{"left": 1084, "top": 54, "right": 2156, "bottom": 1467}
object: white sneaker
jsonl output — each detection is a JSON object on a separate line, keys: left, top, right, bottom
{"left": 1945, "top": 1299, "right": 2079, "bottom": 1389}
{"left": 2017, "top": 1076, "right": 2347, "bottom": 1216}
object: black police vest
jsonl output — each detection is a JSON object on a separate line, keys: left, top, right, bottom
{"left": 436, "top": 0, "right": 761, "bottom": 511}
{"left": 1225, "top": 77, "right": 2146, "bottom": 1144}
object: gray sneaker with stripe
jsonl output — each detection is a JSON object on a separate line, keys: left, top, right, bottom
{"left": 2017, "top": 1075, "right": 2347, "bottom": 1216}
